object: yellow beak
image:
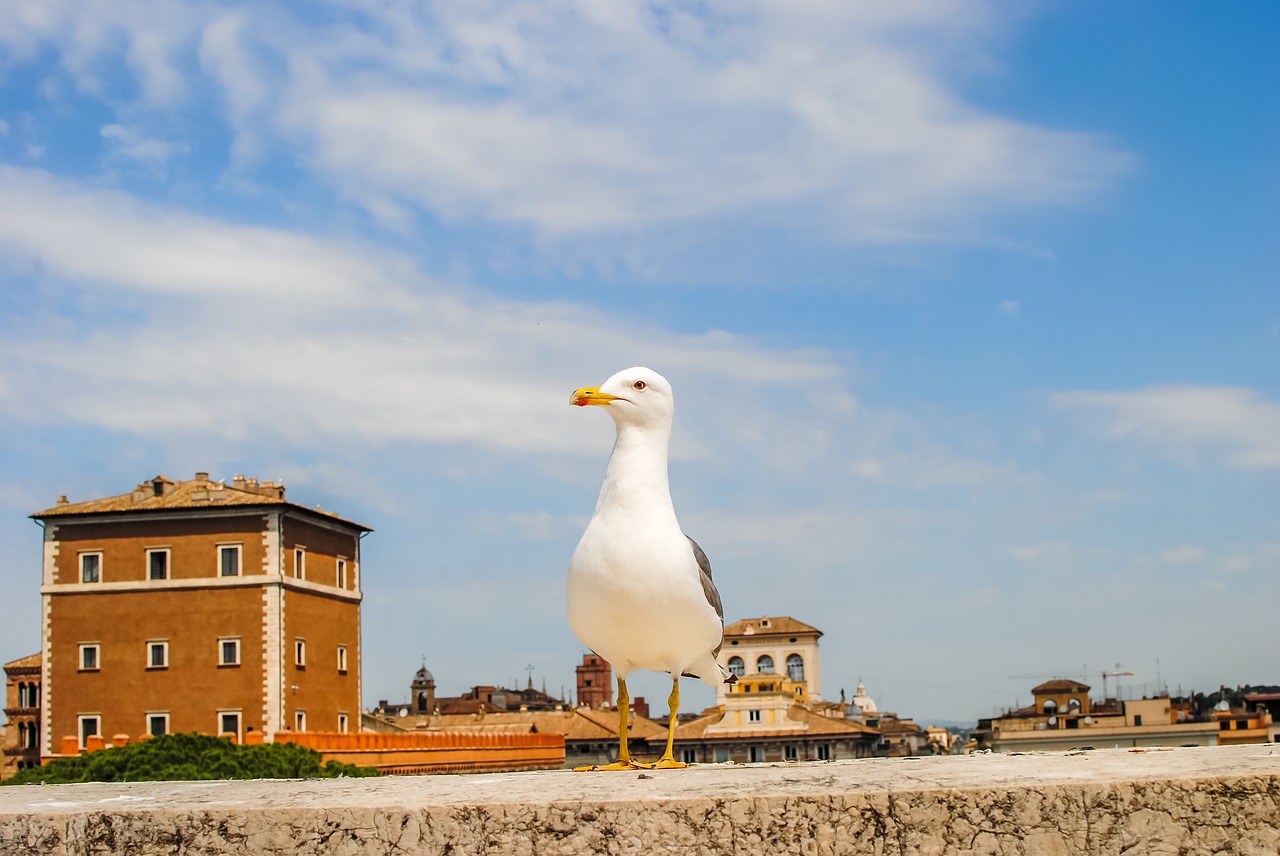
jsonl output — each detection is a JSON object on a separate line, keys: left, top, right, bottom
{"left": 570, "top": 386, "right": 619, "bottom": 407}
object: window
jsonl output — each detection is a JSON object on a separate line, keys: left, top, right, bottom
{"left": 147, "top": 549, "right": 169, "bottom": 580}
{"left": 756, "top": 655, "right": 775, "bottom": 674}
{"left": 295, "top": 710, "right": 307, "bottom": 732}
{"left": 714, "top": 747, "right": 730, "bottom": 763}
{"left": 294, "top": 548, "right": 305, "bottom": 580}
{"left": 337, "top": 645, "right": 348, "bottom": 673}
{"left": 218, "top": 544, "right": 241, "bottom": 577}
{"left": 337, "top": 713, "right": 349, "bottom": 734}
{"left": 219, "top": 637, "right": 241, "bottom": 666}
{"left": 817, "top": 743, "right": 832, "bottom": 761}
{"left": 1134, "top": 715, "right": 1143, "bottom": 727}
{"left": 784, "top": 745, "right": 798, "bottom": 761}
{"left": 80, "top": 552, "right": 102, "bottom": 584}
{"left": 748, "top": 709, "right": 762, "bottom": 723}
{"left": 786, "top": 654, "right": 805, "bottom": 682}
{"left": 748, "top": 746, "right": 763, "bottom": 763}
{"left": 78, "top": 715, "right": 101, "bottom": 749}
{"left": 147, "top": 713, "right": 170, "bottom": 737}
{"left": 336, "top": 559, "right": 347, "bottom": 589}
{"left": 727, "top": 656, "right": 745, "bottom": 678}
{"left": 218, "top": 711, "right": 241, "bottom": 739}
{"left": 79, "top": 643, "right": 100, "bottom": 671}
{"left": 147, "top": 640, "right": 169, "bottom": 669}
{"left": 295, "top": 638, "right": 306, "bottom": 668}
{"left": 681, "top": 748, "right": 697, "bottom": 764}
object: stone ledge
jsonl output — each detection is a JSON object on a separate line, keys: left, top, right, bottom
{"left": 1, "top": 744, "right": 1277, "bottom": 855}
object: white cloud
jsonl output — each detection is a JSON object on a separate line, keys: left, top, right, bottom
{"left": 1052, "top": 385, "right": 1280, "bottom": 470}
{"left": 2, "top": 0, "right": 1131, "bottom": 246}
{"left": 999, "top": 300, "right": 1020, "bottom": 315}
{"left": 0, "top": 166, "right": 845, "bottom": 464}
{"left": 1007, "top": 543, "right": 1069, "bottom": 563}
{"left": 1160, "top": 544, "right": 1204, "bottom": 564}
{"left": 101, "top": 124, "right": 189, "bottom": 164}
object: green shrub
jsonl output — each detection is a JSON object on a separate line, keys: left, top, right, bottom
{"left": 3, "top": 733, "right": 377, "bottom": 785}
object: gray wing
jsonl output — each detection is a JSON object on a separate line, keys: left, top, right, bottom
{"left": 687, "top": 535, "right": 734, "bottom": 678}
{"left": 686, "top": 535, "right": 722, "bottom": 621}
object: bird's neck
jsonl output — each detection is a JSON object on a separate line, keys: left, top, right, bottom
{"left": 595, "top": 424, "right": 673, "bottom": 514}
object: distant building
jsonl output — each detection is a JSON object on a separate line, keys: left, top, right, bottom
{"left": 2, "top": 653, "right": 42, "bottom": 781}
{"left": 1213, "top": 697, "right": 1275, "bottom": 745}
{"left": 976, "top": 680, "right": 1220, "bottom": 751}
{"left": 717, "top": 616, "right": 823, "bottom": 705}
{"left": 673, "top": 671, "right": 877, "bottom": 764}
{"left": 576, "top": 653, "right": 612, "bottom": 709}
{"left": 31, "top": 472, "right": 370, "bottom": 756}
{"left": 1244, "top": 693, "right": 1280, "bottom": 743}
{"left": 370, "top": 665, "right": 570, "bottom": 720}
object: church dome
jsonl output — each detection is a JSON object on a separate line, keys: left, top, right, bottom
{"left": 413, "top": 665, "right": 435, "bottom": 685}
{"left": 851, "top": 683, "right": 878, "bottom": 714}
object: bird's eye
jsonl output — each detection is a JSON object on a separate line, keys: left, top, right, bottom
{"left": 632, "top": 380, "right": 647, "bottom": 390}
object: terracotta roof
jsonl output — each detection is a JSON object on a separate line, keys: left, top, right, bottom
{"left": 31, "top": 473, "right": 370, "bottom": 531}
{"left": 674, "top": 705, "right": 878, "bottom": 740}
{"left": 1031, "top": 679, "right": 1092, "bottom": 694}
{"left": 424, "top": 708, "right": 666, "bottom": 742}
{"left": 3, "top": 652, "right": 41, "bottom": 672}
{"left": 723, "top": 616, "right": 822, "bottom": 638}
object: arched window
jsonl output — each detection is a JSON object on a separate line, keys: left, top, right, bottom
{"left": 757, "top": 655, "right": 775, "bottom": 674}
{"left": 417, "top": 691, "right": 428, "bottom": 714}
{"left": 1043, "top": 699, "right": 1058, "bottom": 715}
{"left": 727, "top": 656, "right": 745, "bottom": 678}
{"left": 786, "top": 654, "right": 804, "bottom": 682}
{"left": 1067, "top": 698, "right": 1082, "bottom": 712}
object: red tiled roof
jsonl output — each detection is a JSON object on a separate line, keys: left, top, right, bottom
{"left": 424, "top": 708, "right": 666, "bottom": 742}
{"left": 674, "top": 705, "right": 877, "bottom": 740}
{"left": 723, "top": 616, "right": 822, "bottom": 638}
{"left": 1031, "top": 679, "right": 1091, "bottom": 694}
{"left": 32, "top": 473, "right": 370, "bottom": 531}
{"left": 3, "top": 652, "right": 41, "bottom": 672}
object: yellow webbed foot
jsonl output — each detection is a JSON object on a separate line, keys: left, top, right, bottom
{"left": 651, "top": 756, "right": 687, "bottom": 769}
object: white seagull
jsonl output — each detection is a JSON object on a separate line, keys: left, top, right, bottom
{"left": 567, "top": 367, "right": 732, "bottom": 770}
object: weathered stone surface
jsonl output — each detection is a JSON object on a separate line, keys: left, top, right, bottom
{"left": 1, "top": 744, "right": 1276, "bottom": 855}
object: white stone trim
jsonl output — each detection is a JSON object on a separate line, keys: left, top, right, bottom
{"left": 39, "top": 576, "right": 327, "bottom": 596}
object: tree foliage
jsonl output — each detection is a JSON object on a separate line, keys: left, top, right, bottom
{"left": 3, "top": 733, "right": 378, "bottom": 785}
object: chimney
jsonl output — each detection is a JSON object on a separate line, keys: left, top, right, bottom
{"left": 195, "top": 472, "right": 209, "bottom": 482}
{"left": 56, "top": 495, "right": 69, "bottom": 507}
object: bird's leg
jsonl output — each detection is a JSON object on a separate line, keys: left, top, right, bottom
{"left": 575, "top": 676, "right": 646, "bottom": 771}
{"left": 651, "top": 676, "right": 687, "bottom": 769}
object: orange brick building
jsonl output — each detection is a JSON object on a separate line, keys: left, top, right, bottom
{"left": 31, "top": 473, "right": 370, "bottom": 757}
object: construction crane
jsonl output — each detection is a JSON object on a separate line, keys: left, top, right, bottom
{"left": 1008, "top": 667, "right": 1136, "bottom": 701}
{"left": 1101, "top": 669, "right": 1134, "bottom": 700}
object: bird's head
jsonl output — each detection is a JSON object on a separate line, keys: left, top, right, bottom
{"left": 570, "top": 367, "right": 674, "bottom": 429}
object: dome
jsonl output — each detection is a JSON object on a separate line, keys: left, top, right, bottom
{"left": 413, "top": 665, "right": 435, "bottom": 685}
{"left": 851, "top": 683, "right": 878, "bottom": 714}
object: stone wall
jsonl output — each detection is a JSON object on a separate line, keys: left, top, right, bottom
{"left": 1, "top": 744, "right": 1276, "bottom": 855}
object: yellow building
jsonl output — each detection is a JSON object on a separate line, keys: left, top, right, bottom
{"left": 717, "top": 616, "right": 822, "bottom": 705}
{"left": 980, "top": 680, "right": 1220, "bottom": 752}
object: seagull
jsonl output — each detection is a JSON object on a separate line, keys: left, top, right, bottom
{"left": 567, "top": 367, "right": 732, "bottom": 770}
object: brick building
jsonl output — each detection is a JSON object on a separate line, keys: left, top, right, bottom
{"left": 31, "top": 473, "right": 370, "bottom": 757}
{"left": 2, "top": 653, "right": 42, "bottom": 780}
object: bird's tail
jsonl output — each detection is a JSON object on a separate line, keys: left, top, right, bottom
{"left": 682, "top": 652, "right": 734, "bottom": 688}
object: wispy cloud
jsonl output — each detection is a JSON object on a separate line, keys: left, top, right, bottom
{"left": 1, "top": 0, "right": 1132, "bottom": 250}
{"left": 1051, "top": 385, "right": 1280, "bottom": 470}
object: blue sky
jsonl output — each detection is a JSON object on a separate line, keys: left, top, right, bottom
{"left": 0, "top": 1, "right": 1275, "bottom": 725}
